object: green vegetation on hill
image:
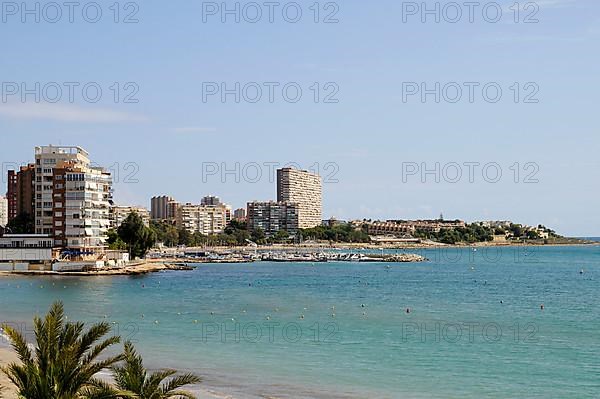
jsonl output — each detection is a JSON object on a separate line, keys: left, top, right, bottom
{"left": 414, "top": 223, "right": 495, "bottom": 244}
{"left": 414, "top": 223, "right": 561, "bottom": 245}
{"left": 299, "top": 223, "right": 371, "bottom": 243}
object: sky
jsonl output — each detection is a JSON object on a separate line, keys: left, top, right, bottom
{"left": 0, "top": 0, "right": 599, "bottom": 236}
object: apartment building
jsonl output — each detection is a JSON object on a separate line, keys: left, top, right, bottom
{"left": 247, "top": 201, "right": 299, "bottom": 236}
{"left": 6, "top": 170, "right": 17, "bottom": 222}
{"left": 233, "top": 208, "right": 246, "bottom": 221}
{"left": 110, "top": 205, "right": 150, "bottom": 228}
{"left": 166, "top": 199, "right": 180, "bottom": 221}
{"left": 35, "top": 146, "right": 90, "bottom": 235}
{"left": 201, "top": 195, "right": 221, "bottom": 206}
{"left": 151, "top": 195, "right": 175, "bottom": 220}
{"left": 6, "top": 165, "right": 35, "bottom": 224}
{"left": 277, "top": 168, "right": 322, "bottom": 229}
{"left": 176, "top": 203, "right": 230, "bottom": 235}
{"left": 51, "top": 161, "right": 112, "bottom": 252}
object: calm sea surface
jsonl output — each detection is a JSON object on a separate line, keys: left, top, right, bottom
{"left": 1, "top": 245, "right": 599, "bottom": 398}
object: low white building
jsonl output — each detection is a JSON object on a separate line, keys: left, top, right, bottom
{"left": 0, "top": 234, "right": 53, "bottom": 265}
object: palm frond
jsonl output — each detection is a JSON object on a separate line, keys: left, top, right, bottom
{"left": 161, "top": 373, "right": 202, "bottom": 396}
{"left": 1, "top": 324, "right": 33, "bottom": 366}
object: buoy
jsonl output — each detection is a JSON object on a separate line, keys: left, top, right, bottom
{"left": 331, "top": 313, "right": 336, "bottom": 318}
{"left": 406, "top": 308, "right": 411, "bottom": 314}
{"left": 300, "top": 314, "right": 305, "bottom": 319}
{"left": 580, "top": 269, "right": 584, "bottom": 274}
{"left": 540, "top": 304, "right": 545, "bottom": 311}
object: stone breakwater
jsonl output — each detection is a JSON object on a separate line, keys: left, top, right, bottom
{"left": 0, "top": 262, "right": 192, "bottom": 277}
{"left": 258, "top": 252, "right": 427, "bottom": 263}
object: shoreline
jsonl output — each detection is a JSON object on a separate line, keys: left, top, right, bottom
{"left": 0, "top": 241, "right": 596, "bottom": 278}
{"left": 0, "top": 262, "right": 191, "bottom": 277}
{"left": 171, "top": 240, "right": 600, "bottom": 253}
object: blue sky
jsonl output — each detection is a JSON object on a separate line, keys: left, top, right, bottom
{"left": 0, "top": 0, "right": 598, "bottom": 235}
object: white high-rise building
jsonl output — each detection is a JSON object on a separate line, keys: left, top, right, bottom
{"left": 52, "top": 161, "right": 113, "bottom": 252}
{"left": 277, "top": 168, "right": 322, "bottom": 229}
{"left": 34, "top": 146, "right": 90, "bottom": 235}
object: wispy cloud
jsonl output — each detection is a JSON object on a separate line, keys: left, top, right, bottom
{"left": 0, "top": 103, "right": 148, "bottom": 123}
{"left": 171, "top": 127, "right": 217, "bottom": 133}
{"left": 534, "top": 0, "right": 577, "bottom": 8}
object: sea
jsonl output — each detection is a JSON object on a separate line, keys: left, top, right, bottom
{"left": 1, "top": 244, "right": 599, "bottom": 398}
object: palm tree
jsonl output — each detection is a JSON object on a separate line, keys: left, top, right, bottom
{"left": 1, "top": 301, "right": 127, "bottom": 399}
{"left": 112, "top": 341, "right": 201, "bottom": 399}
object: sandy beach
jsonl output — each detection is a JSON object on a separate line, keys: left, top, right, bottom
{"left": 0, "top": 347, "right": 18, "bottom": 399}
{"left": 0, "top": 345, "right": 235, "bottom": 399}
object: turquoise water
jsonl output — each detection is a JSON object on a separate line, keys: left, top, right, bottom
{"left": 1, "top": 245, "right": 599, "bottom": 398}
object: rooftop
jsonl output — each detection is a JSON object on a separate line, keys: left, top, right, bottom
{"left": 35, "top": 145, "right": 89, "bottom": 157}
